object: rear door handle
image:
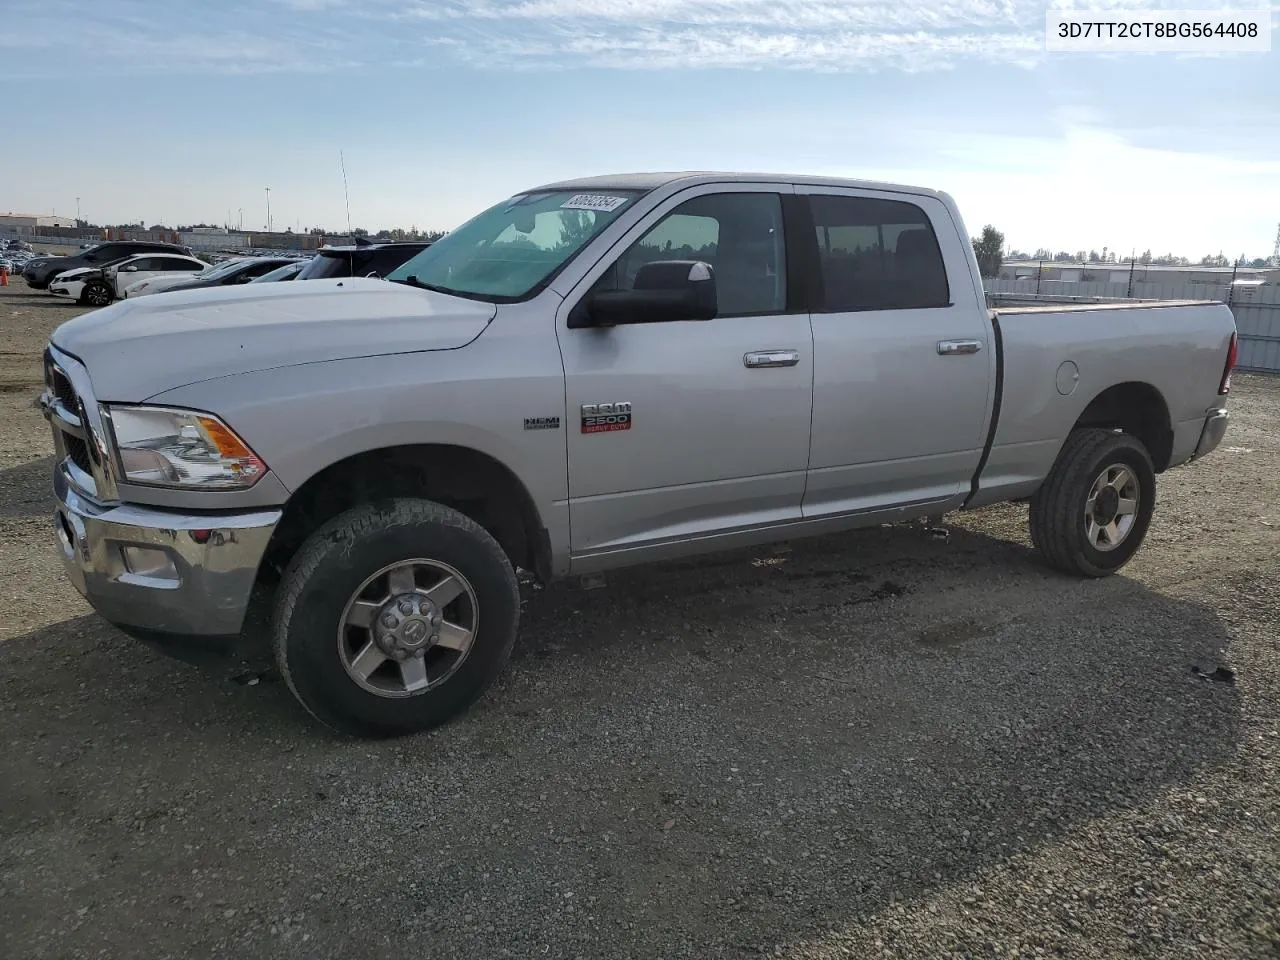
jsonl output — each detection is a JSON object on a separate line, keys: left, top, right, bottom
{"left": 744, "top": 350, "right": 800, "bottom": 368}
{"left": 937, "top": 339, "right": 983, "bottom": 356}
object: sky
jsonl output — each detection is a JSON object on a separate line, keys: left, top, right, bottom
{"left": 3, "top": 0, "right": 1279, "bottom": 258}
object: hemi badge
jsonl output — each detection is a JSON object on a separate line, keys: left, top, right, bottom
{"left": 523, "top": 416, "right": 561, "bottom": 431}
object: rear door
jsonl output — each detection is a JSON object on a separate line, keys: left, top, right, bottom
{"left": 558, "top": 185, "right": 815, "bottom": 559}
{"left": 797, "top": 187, "right": 994, "bottom": 517}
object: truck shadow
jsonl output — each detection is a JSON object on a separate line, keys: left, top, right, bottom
{"left": 0, "top": 456, "right": 55, "bottom": 518}
{"left": 0, "top": 518, "right": 1246, "bottom": 958}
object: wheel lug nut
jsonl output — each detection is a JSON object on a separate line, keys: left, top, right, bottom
{"left": 398, "top": 599, "right": 414, "bottom": 614}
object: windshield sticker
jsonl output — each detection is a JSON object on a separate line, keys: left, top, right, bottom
{"left": 561, "top": 194, "right": 629, "bottom": 213}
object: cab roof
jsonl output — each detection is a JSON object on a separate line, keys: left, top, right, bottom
{"left": 529, "top": 171, "right": 943, "bottom": 199}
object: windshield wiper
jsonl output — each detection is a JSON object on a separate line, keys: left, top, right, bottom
{"left": 391, "top": 274, "right": 456, "bottom": 295}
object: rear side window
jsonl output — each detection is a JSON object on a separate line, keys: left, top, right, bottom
{"left": 365, "top": 248, "right": 426, "bottom": 276}
{"left": 809, "top": 195, "right": 950, "bottom": 311}
{"left": 296, "top": 254, "right": 349, "bottom": 280}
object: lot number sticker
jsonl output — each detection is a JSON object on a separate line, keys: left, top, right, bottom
{"left": 561, "top": 194, "right": 629, "bottom": 212}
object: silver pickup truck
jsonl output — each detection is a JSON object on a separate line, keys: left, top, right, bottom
{"left": 41, "top": 172, "right": 1238, "bottom": 737}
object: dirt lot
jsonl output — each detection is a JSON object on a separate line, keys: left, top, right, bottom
{"left": 1, "top": 280, "right": 1278, "bottom": 959}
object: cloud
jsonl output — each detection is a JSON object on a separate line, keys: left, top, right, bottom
{"left": 6, "top": 0, "right": 1275, "bottom": 78}
{"left": 395, "top": 0, "right": 1042, "bottom": 71}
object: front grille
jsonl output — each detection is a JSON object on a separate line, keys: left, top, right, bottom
{"left": 65, "top": 434, "right": 93, "bottom": 474}
{"left": 44, "top": 346, "right": 105, "bottom": 498}
{"left": 52, "top": 368, "right": 77, "bottom": 408}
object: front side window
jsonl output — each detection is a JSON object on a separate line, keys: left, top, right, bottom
{"left": 386, "top": 189, "right": 643, "bottom": 301}
{"left": 124, "top": 257, "right": 157, "bottom": 271}
{"left": 591, "top": 192, "right": 787, "bottom": 317}
{"left": 810, "top": 195, "right": 950, "bottom": 311}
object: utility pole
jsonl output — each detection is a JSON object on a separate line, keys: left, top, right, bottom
{"left": 238, "top": 208, "right": 243, "bottom": 231}
{"left": 76, "top": 197, "right": 81, "bottom": 224}
{"left": 265, "top": 187, "right": 272, "bottom": 233}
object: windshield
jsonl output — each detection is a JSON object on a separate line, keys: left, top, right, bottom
{"left": 385, "top": 189, "right": 642, "bottom": 300}
{"left": 197, "top": 258, "right": 246, "bottom": 280}
{"left": 250, "top": 261, "right": 304, "bottom": 283}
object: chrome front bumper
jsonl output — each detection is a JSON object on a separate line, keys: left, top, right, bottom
{"left": 1193, "top": 408, "right": 1229, "bottom": 460}
{"left": 53, "top": 464, "right": 281, "bottom": 638}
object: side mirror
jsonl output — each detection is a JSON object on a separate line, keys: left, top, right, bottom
{"left": 571, "top": 260, "right": 717, "bottom": 328}
{"left": 122, "top": 265, "right": 138, "bottom": 272}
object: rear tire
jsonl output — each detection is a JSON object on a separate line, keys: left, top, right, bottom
{"left": 1029, "top": 428, "right": 1156, "bottom": 577}
{"left": 272, "top": 497, "right": 520, "bottom": 738}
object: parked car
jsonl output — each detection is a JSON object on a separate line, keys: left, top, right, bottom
{"left": 247, "top": 260, "right": 308, "bottom": 283}
{"left": 292, "top": 240, "right": 432, "bottom": 280}
{"left": 128, "top": 256, "right": 297, "bottom": 297}
{"left": 51, "top": 253, "right": 207, "bottom": 306}
{"left": 39, "top": 171, "right": 1237, "bottom": 738}
{"left": 104, "top": 253, "right": 209, "bottom": 299}
{"left": 23, "top": 240, "right": 194, "bottom": 289}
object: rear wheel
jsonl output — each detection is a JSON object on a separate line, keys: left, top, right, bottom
{"left": 1029, "top": 428, "right": 1156, "bottom": 577}
{"left": 272, "top": 497, "right": 520, "bottom": 738}
{"left": 79, "top": 280, "right": 112, "bottom": 306}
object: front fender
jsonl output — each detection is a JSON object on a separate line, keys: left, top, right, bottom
{"left": 147, "top": 341, "right": 571, "bottom": 569}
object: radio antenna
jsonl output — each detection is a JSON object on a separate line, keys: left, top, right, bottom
{"left": 340, "top": 150, "right": 353, "bottom": 237}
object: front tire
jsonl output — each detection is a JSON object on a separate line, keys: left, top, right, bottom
{"left": 79, "top": 280, "right": 112, "bottom": 306}
{"left": 1029, "top": 428, "right": 1156, "bottom": 577}
{"left": 272, "top": 498, "right": 520, "bottom": 738}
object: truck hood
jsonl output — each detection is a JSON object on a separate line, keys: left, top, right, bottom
{"left": 50, "top": 277, "right": 496, "bottom": 401}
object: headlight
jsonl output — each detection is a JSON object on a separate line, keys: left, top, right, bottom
{"left": 105, "top": 405, "right": 267, "bottom": 489}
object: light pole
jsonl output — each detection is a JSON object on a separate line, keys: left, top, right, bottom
{"left": 238, "top": 208, "right": 243, "bottom": 231}
{"left": 76, "top": 197, "right": 81, "bottom": 224}
{"left": 265, "top": 187, "right": 272, "bottom": 233}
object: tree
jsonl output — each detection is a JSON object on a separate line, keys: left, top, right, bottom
{"left": 1088, "top": 250, "right": 1100, "bottom": 263}
{"left": 1140, "top": 249, "right": 1152, "bottom": 264}
{"left": 557, "top": 210, "right": 596, "bottom": 251}
{"left": 971, "top": 225, "right": 1005, "bottom": 278}
{"left": 1250, "top": 258, "right": 1269, "bottom": 268}
{"left": 1033, "top": 247, "right": 1053, "bottom": 260}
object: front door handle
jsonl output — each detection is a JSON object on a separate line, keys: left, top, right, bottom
{"left": 937, "top": 339, "right": 983, "bottom": 356}
{"left": 744, "top": 350, "right": 800, "bottom": 368}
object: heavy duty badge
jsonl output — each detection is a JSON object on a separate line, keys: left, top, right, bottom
{"left": 581, "top": 402, "right": 632, "bottom": 433}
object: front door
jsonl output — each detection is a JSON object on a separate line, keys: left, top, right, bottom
{"left": 558, "top": 186, "right": 815, "bottom": 560}
{"left": 798, "top": 187, "right": 994, "bottom": 517}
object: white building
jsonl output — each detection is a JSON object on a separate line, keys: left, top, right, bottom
{"left": 0, "top": 213, "right": 78, "bottom": 229}
{"left": 1000, "top": 261, "right": 1280, "bottom": 285}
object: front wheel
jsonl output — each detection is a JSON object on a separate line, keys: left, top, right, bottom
{"left": 79, "top": 280, "right": 112, "bottom": 306}
{"left": 1028, "top": 428, "right": 1157, "bottom": 577}
{"left": 272, "top": 498, "right": 520, "bottom": 737}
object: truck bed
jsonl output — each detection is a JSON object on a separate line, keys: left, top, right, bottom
{"left": 992, "top": 298, "right": 1220, "bottom": 315}
{"left": 968, "top": 298, "right": 1236, "bottom": 510}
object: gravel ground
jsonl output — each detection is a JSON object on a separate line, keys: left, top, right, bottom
{"left": 1, "top": 280, "right": 1278, "bottom": 959}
